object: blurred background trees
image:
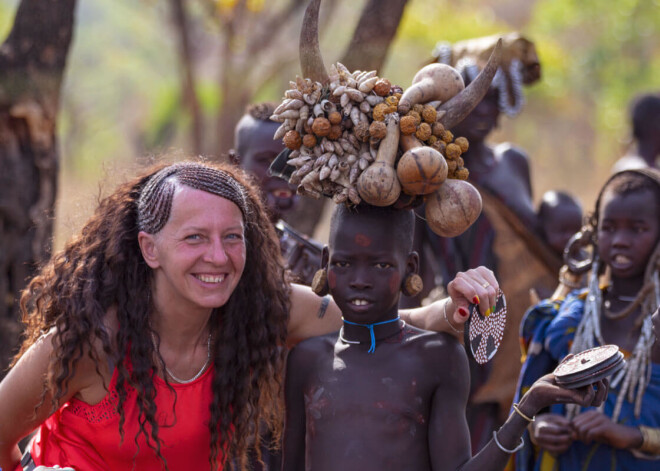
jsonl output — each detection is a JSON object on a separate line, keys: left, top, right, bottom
{"left": 0, "top": 0, "right": 76, "bottom": 378}
{"left": 0, "top": 0, "right": 658, "bottom": 374}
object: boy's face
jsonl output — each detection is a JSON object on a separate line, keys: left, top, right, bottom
{"left": 597, "top": 188, "right": 659, "bottom": 280}
{"left": 542, "top": 203, "right": 582, "bottom": 255}
{"left": 326, "top": 213, "right": 414, "bottom": 324}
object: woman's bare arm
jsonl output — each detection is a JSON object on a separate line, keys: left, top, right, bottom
{"left": 0, "top": 332, "right": 100, "bottom": 470}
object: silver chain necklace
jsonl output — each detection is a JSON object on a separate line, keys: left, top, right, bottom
{"left": 152, "top": 332, "right": 212, "bottom": 384}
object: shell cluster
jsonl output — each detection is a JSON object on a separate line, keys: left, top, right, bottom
{"left": 271, "top": 62, "right": 470, "bottom": 206}
{"left": 397, "top": 106, "right": 470, "bottom": 181}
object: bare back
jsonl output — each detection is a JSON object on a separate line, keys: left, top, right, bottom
{"left": 283, "top": 324, "right": 472, "bottom": 471}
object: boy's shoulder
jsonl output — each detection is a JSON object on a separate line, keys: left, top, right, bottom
{"left": 400, "top": 325, "right": 466, "bottom": 361}
{"left": 288, "top": 331, "right": 339, "bottom": 360}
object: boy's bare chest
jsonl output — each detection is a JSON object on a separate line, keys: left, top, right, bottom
{"left": 302, "top": 350, "right": 436, "bottom": 423}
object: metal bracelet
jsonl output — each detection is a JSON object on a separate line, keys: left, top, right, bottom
{"left": 493, "top": 430, "right": 525, "bottom": 454}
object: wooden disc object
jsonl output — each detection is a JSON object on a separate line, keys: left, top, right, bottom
{"left": 465, "top": 289, "right": 507, "bottom": 364}
{"left": 554, "top": 345, "right": 624, "bottom": 389}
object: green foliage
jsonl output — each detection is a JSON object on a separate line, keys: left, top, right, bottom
{"left": 0, "top": 0, "right": 18, "bottom": 38}
{"left": 56, "top": 0, "right": 177, "bottom": 177}
{"left": 530, "top": 0, "right": 660, "bottom": 143}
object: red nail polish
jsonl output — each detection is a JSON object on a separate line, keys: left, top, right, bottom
{"left": 472, "top": 296, "right": 480, "bottom": 305}
{"left": 458, "top": 307, "right": 469, "bottom": 318}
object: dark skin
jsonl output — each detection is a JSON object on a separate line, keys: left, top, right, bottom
{"left": 612, "top": 94, "right": 660, "bottom": 173}
{"left": 652, "top": 307, "right": 660, "bottom": 363}
{"left": 283, "top": 210, "right": 608, "bottom": 471}
{"left": 404, "top": 88, "right": 536, "bottom": 307}
{"left": 234, "top": 113, "right": 323, "bottom": 285}
{"left": 450, "top": 88, "right": 537, "bottom": 229}
{"left": 538, "top": 191, "right": 583, "bottom": 256}
{"left": 234, "top": 114, "right": 297, "bottom": 222}
{"left": 531, "top": 188, "right": 660, "bottom": 454}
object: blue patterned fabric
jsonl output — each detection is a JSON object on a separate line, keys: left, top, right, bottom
{"left": 511, "top": 291, "right": 583, "bottom": 471}
{"left": 530, "top": 293, "right": 660, "bottom": 471}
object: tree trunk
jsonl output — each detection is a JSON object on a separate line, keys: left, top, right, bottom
{"left": 170, "top": 0, "right": 204, "bottom": 155}
{"left": 340, "top": 0, "right": 409, "bottom": 73}
{"left": 0, "top": 0, "right": 77, "bottom": 379}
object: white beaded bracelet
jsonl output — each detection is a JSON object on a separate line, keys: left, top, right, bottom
{"left": 493, "top": 430, "right": 525, "bottom": 454}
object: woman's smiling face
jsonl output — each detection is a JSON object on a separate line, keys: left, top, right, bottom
{"left": 141, "top": 186, "right": 247, "bottom": 314}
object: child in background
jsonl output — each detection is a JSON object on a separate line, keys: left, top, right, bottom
{"left": 537, "top": 190, "right": 583, "bottom": 258}
{"left": 282, "top": 203, "right": 607, "bottom": 471}
{"left": 523, "top": 168, "right": 660, "bottom": 470}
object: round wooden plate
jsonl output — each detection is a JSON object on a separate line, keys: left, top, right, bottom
{"left": 554, "top": 345, "right": 624, "bottom": 389}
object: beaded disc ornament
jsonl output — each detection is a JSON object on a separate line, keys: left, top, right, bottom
{"left": 554, "top": 344, "right": 624, "bottom": 389}
{"left": 464, "top": 289, "right": 507, "bottom": 364}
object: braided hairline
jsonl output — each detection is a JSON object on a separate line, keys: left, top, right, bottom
{"left": 137, "top": 162, "right": 250, "bottom": 234}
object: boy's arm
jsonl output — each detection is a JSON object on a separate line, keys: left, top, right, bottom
{"left": 428, "top": 348, "right": 610, "bottom": 470}
{"left": 427, "top": 337, "right": 472, "bottom": 470}
{"left": 281, "top": 346, "right": 309, "bottom": 471}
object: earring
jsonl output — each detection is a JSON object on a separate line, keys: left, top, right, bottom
{"left": 402, "top": 273, "right": 423, "bottom": 297}
{"left": 311, "top": 269, "right": 329, "bottom": 296}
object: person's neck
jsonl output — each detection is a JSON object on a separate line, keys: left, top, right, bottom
{"left": 609, "top": 274, "right": 645, "bottom": 299}
{"left": 462, "top": 141, "right": 494, "bottom": 180}
{"left": 635, "top": 141, "right": 660, "bottom": 166}
{"left": 465, "top": 139, "right": 489, "bottom": 160}
{"left": 341, "top": 312, "right": 402, "bottom": 345}
{"left": 151, "top": 296, "right": 212, "bottom": 352}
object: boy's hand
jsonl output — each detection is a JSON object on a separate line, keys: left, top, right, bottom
{"left": 524, "top": 373, "right": 609, "bottom": 412}
{"left": 446, "top": 266, "right": 499, "bottom": 323}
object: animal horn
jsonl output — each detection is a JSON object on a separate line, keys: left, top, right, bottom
{"left": 300, "top": 0, "right": 330, "bottom": 84}
{"left": 437, "top": 38, "right": 503, "bottom": 130}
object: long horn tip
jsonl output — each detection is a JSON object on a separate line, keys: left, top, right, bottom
{"left": 300, "top": 0, "right": 330, "bottom": 84}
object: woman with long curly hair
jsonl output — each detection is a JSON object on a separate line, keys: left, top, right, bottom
{"left": 0, "top": 160, "right": 499, "bottom": 471}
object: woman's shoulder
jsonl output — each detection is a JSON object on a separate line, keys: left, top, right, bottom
{"left": 64, "top": 309, "right": 118, "bottom": 404}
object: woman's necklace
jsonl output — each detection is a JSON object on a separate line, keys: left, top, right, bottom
{"left": 152, "top": 332, "right": 212, "bottom": 384}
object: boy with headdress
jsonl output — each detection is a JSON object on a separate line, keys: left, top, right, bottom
{"left": 282, "top": 202, "right": 608, "bottom": 471}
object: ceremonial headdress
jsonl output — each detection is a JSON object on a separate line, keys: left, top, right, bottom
{"left": 432, "top": 32, "right": 541, "bottom": 116}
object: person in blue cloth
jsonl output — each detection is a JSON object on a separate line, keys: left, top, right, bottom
{"left": 519, "top": 168, "right": 660, "bottom": 470}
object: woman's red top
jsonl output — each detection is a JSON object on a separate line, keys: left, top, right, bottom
{"left": 28, "top": 364, "right": 219, "bottom": 470}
